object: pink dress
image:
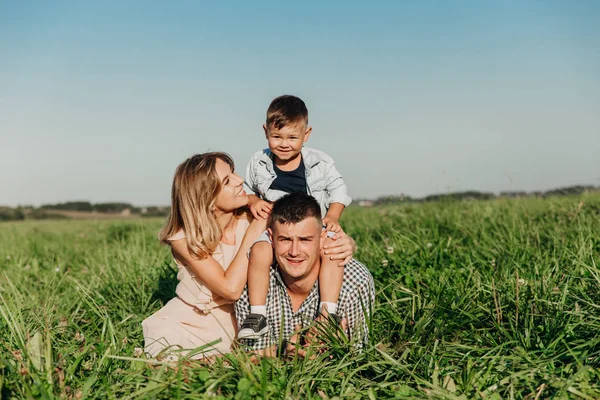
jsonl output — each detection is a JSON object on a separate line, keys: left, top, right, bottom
{"left": 142, "top": 217, "right": 249, "bottom": 360}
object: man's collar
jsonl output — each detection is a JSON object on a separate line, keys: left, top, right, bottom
{"left": 272, "top": 263, "right": 319, "bottom": 297}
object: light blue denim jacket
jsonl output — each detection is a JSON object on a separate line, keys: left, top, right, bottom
{"left": 243, "top": 147, "right": 352, "bottom": 217}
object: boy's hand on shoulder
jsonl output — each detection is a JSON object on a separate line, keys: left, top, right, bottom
{"left": 322, "top": 216, "right": 342, "bottom": 233}
{"left": 248, "top": 195, "right": 273, "bottom": 220}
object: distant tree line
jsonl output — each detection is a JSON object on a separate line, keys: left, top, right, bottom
{"left": 0, "top": 207, "right": 72, "bottom": 221}
{"left": 1, "top": 202, "right": 170, "bottom": 221}
{"left": 40, "top": 201, "right": 136, "bottom": 213}
{"left": 2, "top": 185, "right": 598, "bottom": 221}
{"left": 357, "top": 185, "right": 599, "bottom": 206}
{"left": 0, "top": 207, "right": 25, "bottom": 221}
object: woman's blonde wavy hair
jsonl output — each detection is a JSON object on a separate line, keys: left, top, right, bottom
{"left": 159, "top": 152, "right": 243, "bottom": 260}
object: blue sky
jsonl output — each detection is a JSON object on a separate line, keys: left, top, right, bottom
{"left": 1, "top": 1, "right": 599, "bottom": 206}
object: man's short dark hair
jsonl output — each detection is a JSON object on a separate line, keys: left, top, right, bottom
{"left": 266, "top": 95, "right": 308, "bottom": 130}
{"left": 268, "top": 193, "right": 321, "bottom": 229}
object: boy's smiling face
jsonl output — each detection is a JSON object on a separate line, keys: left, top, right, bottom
{"left": 263, "top": 121, "right": 312, "bottom": 163}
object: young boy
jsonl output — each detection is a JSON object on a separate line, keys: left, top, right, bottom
{"left": 238, "top": 95, "right": 352, "bottom": 339}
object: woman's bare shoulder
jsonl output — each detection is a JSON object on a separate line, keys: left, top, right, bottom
{"left": 168, "top": 229, "right": 186, "bottom": 241}
{"left": 235, "top": 207, "right": 253, "bottom": 223}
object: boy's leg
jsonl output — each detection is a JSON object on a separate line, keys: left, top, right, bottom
{"left": 318, "top": 235, "right": 344, "bottom": 317}
{"left": 247, "top": 241, "right": 273, "bottom": 309}
{"left": 238, "top": 241, "right": 273, "bottom": 339}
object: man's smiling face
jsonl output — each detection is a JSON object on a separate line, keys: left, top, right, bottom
{"left": 269, "top": 217, "right": 324, "bottom": 282}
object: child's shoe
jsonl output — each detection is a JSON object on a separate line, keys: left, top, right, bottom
{"left": 326, "top": 313, "right": 342, "bottom": 326}
{"left": 238, "top": 313, "right": 269, "bottom": 339}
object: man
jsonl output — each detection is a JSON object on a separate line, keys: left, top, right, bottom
{"left": 235, "top": 192, "right": 375, "bottom": 355}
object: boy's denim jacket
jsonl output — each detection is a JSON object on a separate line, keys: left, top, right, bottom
{"left": 243, "top": 147, "right": 352, "bottom": 216}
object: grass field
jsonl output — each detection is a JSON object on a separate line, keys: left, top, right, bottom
{"left": 1, "top": 193, "right": 599, "bottom": 399}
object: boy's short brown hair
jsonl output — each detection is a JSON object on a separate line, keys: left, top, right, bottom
{"left": 266, "top": 95, "right": 308, "bottom": 130}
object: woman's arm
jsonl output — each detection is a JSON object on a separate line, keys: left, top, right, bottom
{"left": 171, "top": 217, "right": 267, "bottom": 301}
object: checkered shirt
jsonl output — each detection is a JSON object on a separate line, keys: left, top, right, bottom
{"left": 234, "top": 258, "right": 375, "bottom": 351}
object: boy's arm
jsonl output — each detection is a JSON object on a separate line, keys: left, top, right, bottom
{"left": 243, "top": 157, "right": 259, "bottom": 196}
{"left": 323, "top": 202, "right": 345, "bottom": 232}
{"left": 323, "top": 159, "right": 351, "bottom": 208}
{"left": 321, "top": 156, "right": 350, "bottom": 231}
{"left": 244, "top": 156, "right": 273, "bottom": 219}
{"left": 324, "top": 202, "right": 345, "bottom": 221}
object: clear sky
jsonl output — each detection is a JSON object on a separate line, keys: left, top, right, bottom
{"left": 1, "top": 1, "right": 599, "bottom": 206}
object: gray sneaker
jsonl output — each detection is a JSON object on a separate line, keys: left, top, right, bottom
{"left": 327, "top": 313, "right": 342, "bottom": 326}
{"left": 238, "top": 313, "right": 269, "bottom": 339}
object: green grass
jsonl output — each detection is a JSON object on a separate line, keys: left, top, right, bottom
{"left": 1, "top": 194, "right": 600, "bottom": 399}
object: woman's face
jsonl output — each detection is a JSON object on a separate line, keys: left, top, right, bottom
{"left": 213, "top": 158, "right": 248, "bottom": 213}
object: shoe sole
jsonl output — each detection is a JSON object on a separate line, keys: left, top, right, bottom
{"left": 237, "top": 326, "right": 269, "bottom": 339}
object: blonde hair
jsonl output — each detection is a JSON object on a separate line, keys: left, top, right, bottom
{"left": 159, "top": 152, "right": 240, "bottom": 260}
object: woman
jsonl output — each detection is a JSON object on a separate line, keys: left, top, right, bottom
{"left": 143, "top": 152, "right": 266, "bottom": 359}
{"left": 143, "top": 152, "right": 356, "bottom": 360}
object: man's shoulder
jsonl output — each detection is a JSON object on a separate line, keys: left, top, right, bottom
{"left": 267, "top": 264, "right": 282, "bottom": 284}
{"left": 342, "top": 259, "right": 374, "bottom": 289}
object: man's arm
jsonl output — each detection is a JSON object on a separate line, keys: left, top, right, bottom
{"left": 234, "top": 286, "right": 251, "bottom": 327}
{"left": 338, "top": 260, "right": 375, "bottom": 347}
{"left": 251, "top": 345, "right": 278, "bottom": 358}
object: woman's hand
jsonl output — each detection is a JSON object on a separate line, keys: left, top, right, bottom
{"left": 322, "top": 230, "right": 356, "bottom": 266}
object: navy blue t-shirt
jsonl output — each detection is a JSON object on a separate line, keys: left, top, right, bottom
{"left": 270, "top": 157, "right": 307, "bottom": 194}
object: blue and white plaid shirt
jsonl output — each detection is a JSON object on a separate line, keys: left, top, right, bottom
{"left": 243, "top": 147, "right": 352, "bottom": 217}
{"left": 234, "top": 259, "right": 375, "bottom": 351}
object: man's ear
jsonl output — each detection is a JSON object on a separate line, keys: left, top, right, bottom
{"left": 268, "top": 228, "right": 274, "bottom": 247}
{"left": 263, "top": 124, "right": 268, "bottom": 139}
{"left": 303, "top": 125, "right": 313, "bottom": 143}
